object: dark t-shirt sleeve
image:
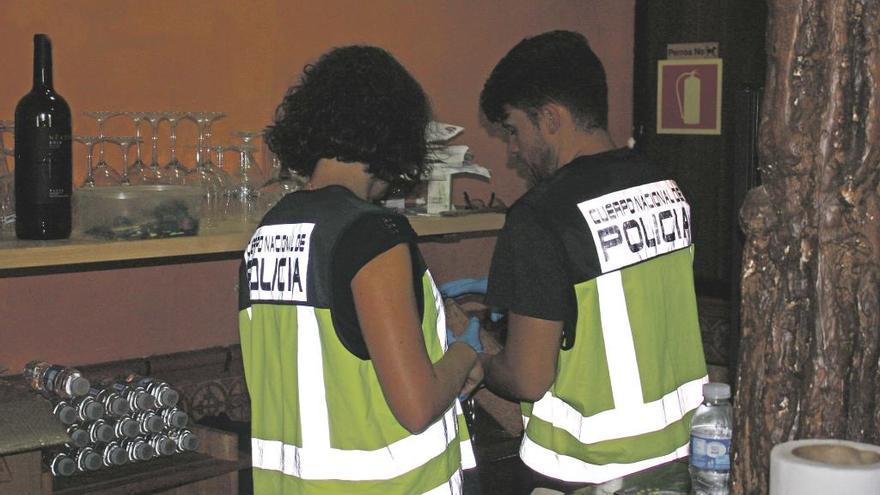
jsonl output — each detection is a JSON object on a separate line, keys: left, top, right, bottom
{"left": 332, "top": 212, "right": 419, "bottom": 359}
{"left": 485, "top": 204, "right": 570, "bottom": 322}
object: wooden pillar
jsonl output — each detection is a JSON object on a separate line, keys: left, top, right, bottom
{"left": 733, "top": 0, "right": 880, "bottom": 493}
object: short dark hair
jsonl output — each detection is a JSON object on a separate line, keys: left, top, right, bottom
{"left": 480, "top": 30, "right": 608, "bottom": 130}
{"left": 265, "top": 45, "right": 432, "bottom": 187}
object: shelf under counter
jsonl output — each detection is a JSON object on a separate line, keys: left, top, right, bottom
{"left": 0, "top": 212, "right": 504, "bottom": 272}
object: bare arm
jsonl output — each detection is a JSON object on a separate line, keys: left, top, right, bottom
{"left": 353, "top": 243, "right": 477, "bottom": 433}
{"left": 480, "top": 312, "right": 562, "bottom": 402}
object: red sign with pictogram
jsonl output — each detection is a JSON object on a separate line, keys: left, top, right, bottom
{"left": 657, "top": 58, "right": 723, "bottom": 135}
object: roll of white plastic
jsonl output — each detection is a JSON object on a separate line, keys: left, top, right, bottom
{"left": 770, "top": 439, "right": 880, "bottom": 495}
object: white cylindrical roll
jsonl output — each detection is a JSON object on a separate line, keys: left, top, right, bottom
{"left": 770, "top": 439, "right": 880, "bottom": 495}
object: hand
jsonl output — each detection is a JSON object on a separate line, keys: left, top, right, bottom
{"left": 460, "top": 357, "right": 484, "bottom": 399}
{"left": 447, "top": 316, "right": 483, "bottom": 354}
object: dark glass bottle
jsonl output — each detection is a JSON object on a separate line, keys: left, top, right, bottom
{"left": 14, "top": 33, "right": 72, "bottom": 240}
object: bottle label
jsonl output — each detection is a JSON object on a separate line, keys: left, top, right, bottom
{"left": 690, "top": 433, "right": 731, "bottom": 471}
{"left": 32, "top": 128, "right": 71, "bottom": 203}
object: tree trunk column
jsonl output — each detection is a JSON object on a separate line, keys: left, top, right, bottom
{"left": 733, "top": 1, "right": 880, "bottom": 493}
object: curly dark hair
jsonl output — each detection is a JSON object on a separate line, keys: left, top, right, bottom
{"left": 480, "top": 30, "right": 608, "bottom": 131}
{"left": 265, "top": 45, "right": 432, "bottom": 187}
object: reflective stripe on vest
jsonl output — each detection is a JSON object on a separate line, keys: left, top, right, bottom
{"left": 251, "top": 405, "right": 459, "bottom": 480}
{"left": 520, "top": 431, "right": 691, "bottom": 483}
{"left": 430, "top": 274, "right": 477, "bottom": 471}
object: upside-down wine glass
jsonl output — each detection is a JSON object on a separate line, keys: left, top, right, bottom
{"left": 105, "top": 136, "right": 140, "bottom": 186}
{"left": 142, "top": 112, "right": 168, "bottom": 184}
{"left": 74, "top": 135, "right": 102, "bottom": 188}
{"left": 226, "top": 143, "right": 266, "bottom": 224}
{"left": 83, "top": 111, "right": 122, "bottom": 186}
{"left": 0, "top": 121, "right": 12, "bottom": 237}
{"left": 122, "top": 112, "right": 153, "bottom": 185}
{"left": 260, "top": 153, "right": 306, "bottom": 205}
{"left": 162, "top": 111, "right": 189, "bottom": 184}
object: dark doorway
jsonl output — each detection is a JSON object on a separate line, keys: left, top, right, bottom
{"left": 632, "top": 0, "right": 767, "bottom": 370}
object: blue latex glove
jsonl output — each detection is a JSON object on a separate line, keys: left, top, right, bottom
{"left": 447, "top": 315, "right": 483, "bottom": 354}
{"left": 439, "top": 277, "right": 505, "bottom": 322}
{"left": 439, "top": 278, "right": 488, "bottom": 298}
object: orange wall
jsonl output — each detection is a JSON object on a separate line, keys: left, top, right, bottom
{"left": 0, "top": 0, "right": 634, "bottom": 374}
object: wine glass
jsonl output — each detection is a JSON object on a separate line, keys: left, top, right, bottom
{"left": 83, "top": 111, "right": 121, "bottom": 180}
{"left": 105, "top": 136, "right": 140, "bottom": 186}
{"left": 0, "top": 121, "right": 15, "bottom": 237}
{"left": 142, "top": 112, "right": 169, "bottom": 184}
{"left": 74, "top": 135, "right": 102, "bottom": 188}
{"left": 162, "top": 111, "right": 189, "bottom": 184}
{"left": 185, "top": 112, "right": 227, "bottom": 197}
{"left": 259, "top": 155, "right": 305, "bottom": 211}
{"left": 188, "top": 112, "right": 226, "bottom": 169}
{"left": 0, "top": 148, "right": 13, "bottom": 237}
{"left": 122, "top": 112, "right": 154, "bottom": 185}
{"left": 226, "top": 143, "right": 267, "bottom": 224}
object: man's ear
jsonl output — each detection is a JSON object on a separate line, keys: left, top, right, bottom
{"left": 539, "top": 104, "right": 563, "bottom": 134}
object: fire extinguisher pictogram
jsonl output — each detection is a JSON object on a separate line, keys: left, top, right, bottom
{"left": 675, "top": 69, "right": 701, "bottom": 125}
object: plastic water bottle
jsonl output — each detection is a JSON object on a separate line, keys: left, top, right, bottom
{"left": 23, "top": 360, "right": 89, "bottom": 399}
{"left": 689, "top": 382, "right": 732, "bottom": 494}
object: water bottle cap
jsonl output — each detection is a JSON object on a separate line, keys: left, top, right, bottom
{"left": 135, "top": 393, "right": 156, "bottom": 411}
{"left": 110, "top": 398, "right": 130, "bottom": 416}
{"left": 96, "top": 424, "right": 115, "bottom": 443}
{"left": 170, "top": 410, "right": 188, "bottom": 428}
{"left": 181, "top": 433, "right": 199, "bottom": 451}
{"left": 109, "top": 448, "right": 127, "bottom": 465}
{"left": 69, "top": 429, "right": 89, "bottom": 448}
{"left": 158, "top": 437, "right": 176, "bottom": 455}
{"left": 53, "top": 456, "right": 76, "bottom": 476}
{"left": 147, "top": 415, "right": 164, "bottom": 433}
{"left": 160, "top": 388, "right": 180, "bottom": 408}
{"left": 84, "top": 401, "right": 105, "bottom": 420}
{"left": 57, "top": 405, "right": 78, "bottom": 425}
{"left": 121, "top": 419, "right": 139, "bottom": 438}
{"left": 69, "top": 376, "right": 90, "bottom": 397}
{"left": 702, "top": 382, "right": 731, "bottom": 400}
{"left": 136, "top": 443, "right": 154, "bottom": 461}
{"left": 83, "top": 452, "right": 102, "bottom": 471}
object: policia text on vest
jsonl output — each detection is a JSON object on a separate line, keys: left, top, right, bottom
{"left": 244, "top": 223, "right": 315, "bottom": 302}
{"left": 578, "top": 180, "right": 691, "bottom": 273}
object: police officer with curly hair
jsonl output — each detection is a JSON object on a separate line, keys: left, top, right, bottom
{"left": 239, "top": 45, "right": 481, "bottom": 494}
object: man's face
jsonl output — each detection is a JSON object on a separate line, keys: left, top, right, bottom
{"left": 500, "top": 106, "right": 556, "bottom": 185}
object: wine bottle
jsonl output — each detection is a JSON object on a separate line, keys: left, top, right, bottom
{"left": 14, "top": 33, "right": 72, "bottom": 240}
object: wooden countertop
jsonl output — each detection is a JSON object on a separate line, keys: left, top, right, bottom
{"left": 0, "top": 212, "right": 504, "bottom": 271}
